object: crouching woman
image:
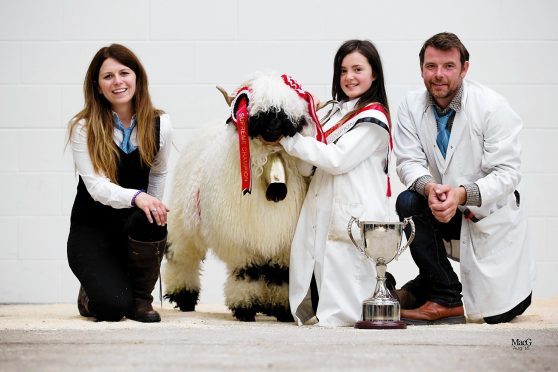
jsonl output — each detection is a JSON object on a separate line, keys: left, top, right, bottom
{"left": 66, "top": 44, "right": 172, "bottom": 322}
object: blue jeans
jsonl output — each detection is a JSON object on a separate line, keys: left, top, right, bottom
{"left": 395, "top": 190, "right": 463, "bottom": 308}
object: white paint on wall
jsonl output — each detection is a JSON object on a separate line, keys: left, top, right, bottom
{"left": 0, "top": 0, "right": 556, "bottom": 303}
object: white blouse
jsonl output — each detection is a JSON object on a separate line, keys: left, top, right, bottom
{"left": 70, "top": 114, "right": 173, "bottom": 209}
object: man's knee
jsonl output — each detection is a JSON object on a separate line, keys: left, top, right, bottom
{"left": 396, "top": 190, "right": 427, "bottom": 218}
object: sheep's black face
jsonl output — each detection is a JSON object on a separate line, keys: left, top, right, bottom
{"left": 248, "top": 109, "right": 305, "bottom": 143}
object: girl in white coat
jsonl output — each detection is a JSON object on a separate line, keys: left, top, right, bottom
{"left": 280, "top": 40, "right": 392, "bottom": 326}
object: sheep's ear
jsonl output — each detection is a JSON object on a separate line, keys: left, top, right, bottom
{"left": 292, "top": 117, "right": 306, "bottom": 135}
{"left": 284, "top": 117, "right": 305, "bottom": 137}
{"left": 216, "top": 86, "right": 234, "bottom": 106}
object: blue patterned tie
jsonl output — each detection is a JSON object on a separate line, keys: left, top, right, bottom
{"left": 434, "top": 108, "right": 454, "bottom": 158}
{"left": 113, "top": 113, "right": 137, "bottom": 154}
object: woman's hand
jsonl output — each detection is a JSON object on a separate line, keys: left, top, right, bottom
{"left": 134, "top": 192, "right": 169, "bottom": 226}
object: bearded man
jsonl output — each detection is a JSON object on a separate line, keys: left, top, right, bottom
{"left": 393, "top": 32, "right": 535, "bottom": 325}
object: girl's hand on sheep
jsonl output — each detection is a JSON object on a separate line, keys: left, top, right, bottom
{"left": 134, "top": 192, "right": 170, "bottom": 226}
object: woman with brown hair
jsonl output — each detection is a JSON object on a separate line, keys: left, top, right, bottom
{"left": 67, "top": 44, "right": 172, "bottom": 322}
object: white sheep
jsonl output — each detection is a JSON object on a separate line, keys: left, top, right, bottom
{"left": 164, "top": 74, "right": 324, "bottom": 321}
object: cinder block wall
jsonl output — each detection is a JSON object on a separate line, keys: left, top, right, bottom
{"left": 0, "top": 0, "right": 556, "bottom": 303}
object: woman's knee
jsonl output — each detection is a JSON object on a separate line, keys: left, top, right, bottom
{"left": 396, "top": 190, "right": 427, "bottom": 217}
{"left": 125, "top": 210, "right": 167, "bottom": 242}
{"left": 88, "top": 294, "right": 133, "bottom": 322}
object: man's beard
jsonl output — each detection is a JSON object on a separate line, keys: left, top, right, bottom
{"left": 428, "top": 80, "right": 459, "bottom": 103}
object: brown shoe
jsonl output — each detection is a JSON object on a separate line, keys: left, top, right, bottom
{"left": 401, "top": 301, "right": 465, "bottom": 325}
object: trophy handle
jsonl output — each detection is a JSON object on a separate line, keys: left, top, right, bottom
{"left": 348, "top": 217, "right": 365, "bottom": 255}
{"left": 397, "top": 217, "right": 416, "bottom": 257}
{"left": 316, "top": 99, "right": 340, "bottom": 125}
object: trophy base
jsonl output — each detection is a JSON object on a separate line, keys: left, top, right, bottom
{"left": 355, "top": 320, "right": 407, "bottom": 329}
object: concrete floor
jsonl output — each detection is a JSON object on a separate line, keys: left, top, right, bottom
{"left": 1, "top": 301, "right": 557, "bottom": 371}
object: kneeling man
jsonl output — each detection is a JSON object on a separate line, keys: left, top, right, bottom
{"left": 393, "top": 32, "right": 535, "bottom": 325}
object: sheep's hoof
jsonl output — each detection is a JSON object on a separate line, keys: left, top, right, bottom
{"left": 164, "top": 289, "right": 199, "bottom": 311}
{"left": 231, "top": 306, "right": 256, "bottom": 322}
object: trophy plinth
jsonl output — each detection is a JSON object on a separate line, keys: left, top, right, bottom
{"left": 348, "top": 218, "right": 415, "bottom": 330}
{"left": 356, "top": 296, "right": 406, "bottom": 329}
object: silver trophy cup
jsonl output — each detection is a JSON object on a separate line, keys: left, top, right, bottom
{"left": 348, "top": 217, "right": 415, "bottom": 329}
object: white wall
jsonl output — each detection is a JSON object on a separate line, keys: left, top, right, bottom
{"left": 0, "top": 0, "right": 556, "bottom": 304}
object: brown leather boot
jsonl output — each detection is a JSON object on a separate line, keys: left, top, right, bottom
{"left": 127, "top": 235, "right": 166, "bottom": 323}
{"left": 400, "top": 301, "right": 466, "bottom": 325}
{"left": 77, "top": 285, "right": 92, "bottom": 317}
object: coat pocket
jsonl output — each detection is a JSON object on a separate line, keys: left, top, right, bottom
{"left": 468, "top": 202, "right": 520, "bottom": 261}
{"left": 328, "top": 200, "right": 364, "bottom": 242}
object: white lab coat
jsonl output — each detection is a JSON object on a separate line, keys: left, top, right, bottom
{"left": 280, "top": 99, "right": 391, "bottom": 326}
{"left": 394, "top": 79, "right": 536, "bottom": 319}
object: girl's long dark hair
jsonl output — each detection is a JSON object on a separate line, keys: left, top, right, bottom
{"left": 331, "top": 39, "right": 389, "bottom": 113}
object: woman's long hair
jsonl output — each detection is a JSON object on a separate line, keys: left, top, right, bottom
{"left": 68, "top": 44, "right": 163, "bottom": 182}
{"left": 331, "top": 39, "right": 390, "bottom": 115}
